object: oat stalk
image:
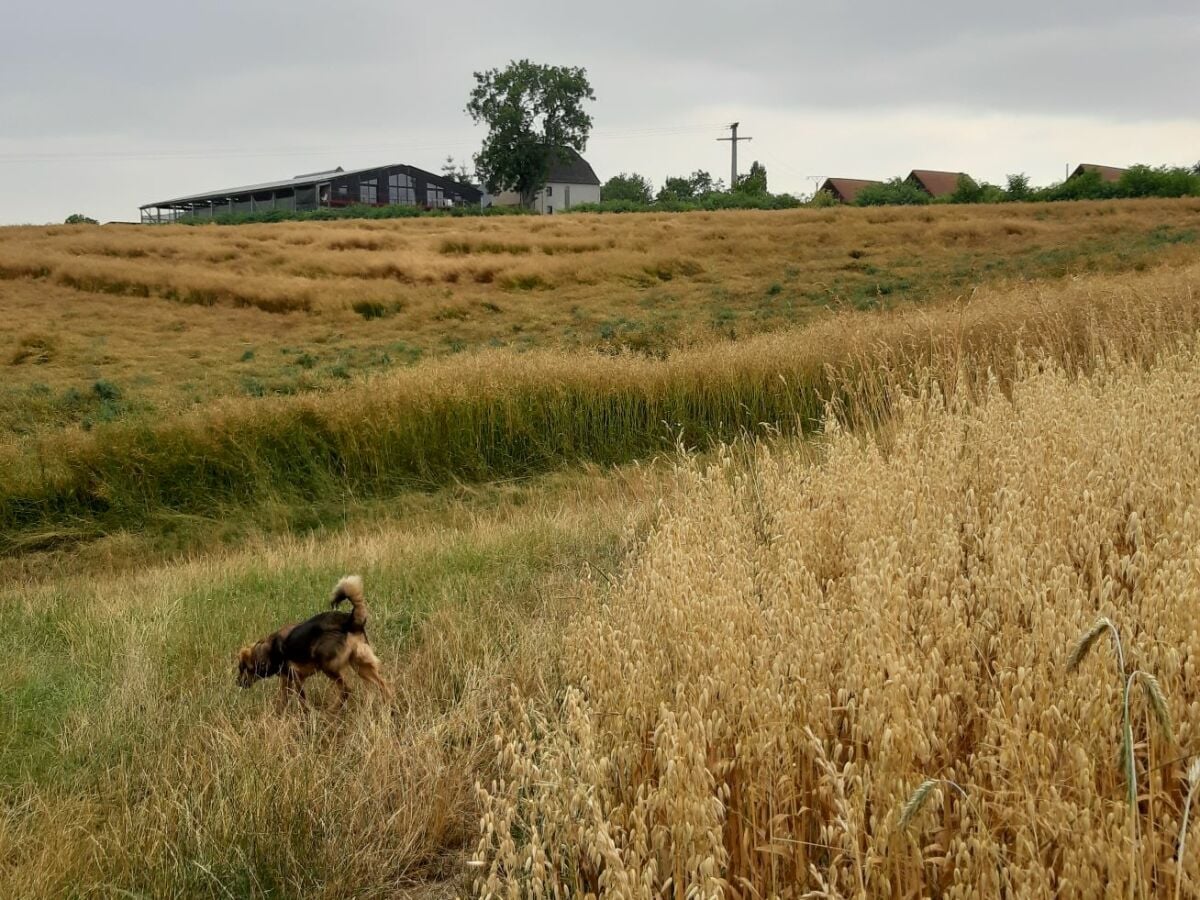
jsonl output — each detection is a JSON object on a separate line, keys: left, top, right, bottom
{"left": 1175, "top": 758, "right": 1200, "bottom": 900}
{"left": 1069, "top": 617, "right": 1180, "bottom": 900}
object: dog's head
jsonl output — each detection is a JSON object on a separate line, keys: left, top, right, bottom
{"left": 236, "top": 641, "right": 270, "bottom": 688}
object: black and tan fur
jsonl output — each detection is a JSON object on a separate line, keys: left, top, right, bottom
{"left": 236, "top": 575, "right": 392, "bottom": 709}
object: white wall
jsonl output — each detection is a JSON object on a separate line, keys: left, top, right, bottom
{"left": 535, "top": 181, "right": 600, "bottom": 214}
{"left": 488, "top": 183, "right": 601, "bottom": 214}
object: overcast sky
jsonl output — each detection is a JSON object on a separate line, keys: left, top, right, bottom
{"left": 2, "top": 0, "right": 1198, "bottom": 224}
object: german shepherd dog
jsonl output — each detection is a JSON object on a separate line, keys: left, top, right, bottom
{"left": 236, "top": 575, "right": 392, "bottom": 709}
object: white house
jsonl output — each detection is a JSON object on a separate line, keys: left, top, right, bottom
{"left": 485, "top": 150, "right": 601, "bottom": 214}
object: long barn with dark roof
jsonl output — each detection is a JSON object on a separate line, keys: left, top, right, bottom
{"left": 140, "top": 163, "right": 481, "bottom": 223}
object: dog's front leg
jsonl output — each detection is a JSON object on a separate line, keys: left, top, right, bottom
{"left": 328, "top": 672, "right": 352, "bottom": 709}
{"left": 278, "top": 669, "right": 308, "bottom": 711}
{"left": 277, "top": 676, "right": 292, "bottom": 712}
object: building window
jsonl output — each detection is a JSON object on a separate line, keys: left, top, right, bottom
{"left": 359, "top": 178, "right": 378, "bottom": 205}
{"left": 427, "top": 185, "right": 446, "bottom": 208}
{"left": 546, "top": 185, "right": 553, "bottom": 197}
{"left": 388, "top": 172, "right": 415, "bottom": 205}
{"left": 546, "top": 205, "right": 554, "bottom": 215}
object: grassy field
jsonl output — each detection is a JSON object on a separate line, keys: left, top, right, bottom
{"left": 4, "top": 201, "right": 1200, "bottom": 897}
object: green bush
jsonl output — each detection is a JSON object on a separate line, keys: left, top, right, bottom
{"left": 806, "top": 190, "right": 840, "bottom": 208}
{"left": 854, "top": 179, "right": 931, "bottom": 206}
{"left": 1114, "top": 165, "right": 1200, "bottom": 198}
{"left": 601, "top": 173, "right": 654, "bottom": 204}
{"left": 1037, "top": 166, "right": 1200, "bottom": 202}
{"left": 572, "top": 192, "right": 801, "bottom": 215}
{"left": 845, "top": 165, "right": 1200, "bottom": 207}
{"left": 1038, "top": 170, "right": 1115, "bottom": 202}
{"left": 1004, "top": 173, "right": 1034, "bottom": 202}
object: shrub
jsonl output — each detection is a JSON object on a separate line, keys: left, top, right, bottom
{"left": 855, "top": 178, "right": 931, "bottom": 206}
{"left": 601, "top": 172, "right": 654, "bottom": 204}
{"left": 806, "top": 189, "right": 840, "bottom": 208}
{"left": 1115, "top": 164, "right": 1200, "bottom": 199}
{"left": 1005, "top": 173, "right": 1034, "bottom": 201}
{"left": 572, "top": 192, "right": 801, "bottom": 215}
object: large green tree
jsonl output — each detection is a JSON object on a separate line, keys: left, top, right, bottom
{"left": 467, "top": 60, "right": 595, "bottom": 207}
{"left": 601, "top": 172, "right": 653, "bottom": 204}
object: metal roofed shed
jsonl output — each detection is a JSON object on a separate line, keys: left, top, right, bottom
{"left": 140, "top": 163, "right": 483, "bottom": 223}
{"left": 818, "top": 177, "right": 883, "bottom": 204}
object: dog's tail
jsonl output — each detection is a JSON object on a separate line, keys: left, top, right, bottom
{"left": 330, "top": 575, "right": 367, "bottom": 631}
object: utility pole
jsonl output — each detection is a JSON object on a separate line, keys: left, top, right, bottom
{"left": 717, "top": 122, "right": 753, "bottom": 189}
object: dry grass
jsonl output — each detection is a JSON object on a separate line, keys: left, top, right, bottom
{"left": 474, "top": 339, "right": 1200, "bottom": 897}
{"left": 6, "top": 258, "right": 1200, "bottom": 551}
{"left": 2, "top": 199, "right": 1198, "bottom": 437}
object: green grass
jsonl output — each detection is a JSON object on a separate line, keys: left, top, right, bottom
{"left": 0, "top": 466, "right": 644, "bottom": 897}
{"left": 0, "top": 520, "right": 598, "bottom": 788}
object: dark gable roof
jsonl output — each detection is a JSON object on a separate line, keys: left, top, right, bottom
{"left": 142, "top": 163, "right": 481, "bottom": 209}
{"left": 906, "top": 169, "right": 965, "bottom": 198}
{"left": 546, "top": 149, "right": 600, "bottom": 186}
{"left": 1071, "top": 163, "right": 1127, "bottom": 183}
{"left": 820, "top": 178, "right": 882, "bottom": 203}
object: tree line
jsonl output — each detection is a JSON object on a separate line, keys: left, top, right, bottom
{"left": 844, "top": 165, "right": 1200, "bottom": 207}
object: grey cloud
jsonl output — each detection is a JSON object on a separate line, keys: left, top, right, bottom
{"left": 1, "top": 0, "right": 1196, "bottom": 222}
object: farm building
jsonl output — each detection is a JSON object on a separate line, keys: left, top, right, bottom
{"left": 485, "top": 149, "right": 601, "bottom": 214}
{"left": 139, "top": 163, "right": 482, "bottom": 223}
{"left": 1069, "top": 163, "right": 1127, "bottom": 183}
{"left": 818, "top": 178, "right": 883, "bottom": 204}
{"left": 905, "top": 169, "right": 966, "bottom": 199}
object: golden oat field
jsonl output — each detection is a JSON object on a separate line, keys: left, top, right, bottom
{"left": 3, "top": 201, "right": 1200, "bottom": 898}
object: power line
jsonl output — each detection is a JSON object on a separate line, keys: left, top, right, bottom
{"left": 0, "top": 122, "right": 732, "bottom": 165}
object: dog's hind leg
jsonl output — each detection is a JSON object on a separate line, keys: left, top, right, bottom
{"left": 351, "top": 646, "right": 393, "bottom": 702}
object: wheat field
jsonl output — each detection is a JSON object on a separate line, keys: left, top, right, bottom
{"left": 4, "top": 203, "right": 1200, "bottom": 897}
